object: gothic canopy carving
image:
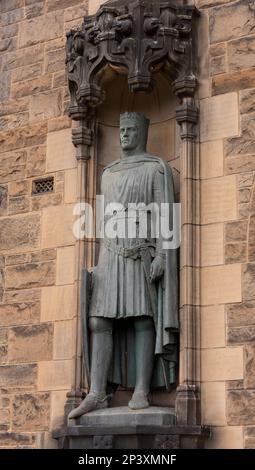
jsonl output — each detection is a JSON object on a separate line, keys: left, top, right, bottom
{"left": 66, "top": 0, "right": 199, "bottom": 120}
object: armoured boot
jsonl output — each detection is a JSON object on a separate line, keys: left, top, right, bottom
{"left": 68, "top": 318, "right": 113, "bottom": 419}
{"left": 128, "top": 317, "right": 155, "bottom": 410}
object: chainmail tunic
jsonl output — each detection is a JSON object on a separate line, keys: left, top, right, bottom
{"left": 89, "top": 158, "right": 164, "bottom": 319}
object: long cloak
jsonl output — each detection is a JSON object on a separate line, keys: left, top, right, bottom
{"left": 81, "top": 153, "right": 179, "bottom": 390}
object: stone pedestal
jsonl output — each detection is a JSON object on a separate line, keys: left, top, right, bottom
{"left": 53, "top": 407, "right": 210, "bottom": 449}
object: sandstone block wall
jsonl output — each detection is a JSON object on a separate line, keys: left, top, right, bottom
{"left": 196, "top": 0, "right": 255, "bottom": 449}
{"left": 1, "top": 0, "right": 255, "bottom": 450}
{"left": 0, "top": 0, "right": 88, "bottom": 448}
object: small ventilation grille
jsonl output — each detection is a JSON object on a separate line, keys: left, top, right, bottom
{"left": 32, "top": 177, "right": 54, "bottom": 195}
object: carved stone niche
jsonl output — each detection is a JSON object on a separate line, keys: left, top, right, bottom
{"left": 66, "top": 0, "right": 198, "bottom": 155}
{"left": 56, "top": 0, "right": 210, "bottom": 449}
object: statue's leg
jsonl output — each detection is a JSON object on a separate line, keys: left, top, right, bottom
{"left": 128, "top": 317, "right": 155, "bottom": 410}
{"left": 89, "top": 317, "right": 113, "bottom": 395}
{"left": 68, "top": 317, "right": 113, "bottom": 419}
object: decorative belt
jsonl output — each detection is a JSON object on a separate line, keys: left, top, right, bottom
{"left": 103, "top": 239, "right": 156, "bottom": 259}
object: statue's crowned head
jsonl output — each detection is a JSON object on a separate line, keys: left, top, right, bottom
{"left": 120, "top": 112, "right": 150, "bottom": 155}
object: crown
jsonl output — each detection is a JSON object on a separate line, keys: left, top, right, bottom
{"left": 120, "top": 112, "right": 150, "bottom": 130}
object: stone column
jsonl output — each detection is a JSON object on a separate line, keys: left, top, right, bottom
{"left": 174, "top": 80, "right": 201, "bottom": 425}
{"left": 65, "top": 117, "right": 94, "bottom": 419}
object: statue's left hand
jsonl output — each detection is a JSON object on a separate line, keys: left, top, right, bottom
{"left": 150, "top": 256, "right": 164, "bottom": 282}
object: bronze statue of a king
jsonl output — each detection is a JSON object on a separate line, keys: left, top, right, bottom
{"left": 69, "top": 112, "right": 179, "bottom": 419}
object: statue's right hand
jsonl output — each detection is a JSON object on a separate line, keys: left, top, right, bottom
{"left": 88, "top": 266, "right": 97, "bottom": 275}
{"left": 88, "top": 266, "right": 97, "bottom": 290}
{"left": 88, "top": 266, "right": 97, "bottom": 281}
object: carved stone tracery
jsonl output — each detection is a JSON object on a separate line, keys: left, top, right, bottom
{"left": 66, "top": 0, "right": 199, "bottom": 150}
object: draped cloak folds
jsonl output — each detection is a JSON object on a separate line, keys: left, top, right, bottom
{"left": 81, "top": 153, "right": 179, "bottom": 391}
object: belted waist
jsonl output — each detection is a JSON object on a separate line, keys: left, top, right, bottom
{"left": 103, "top": 239, "right": 156, "bottom": 259}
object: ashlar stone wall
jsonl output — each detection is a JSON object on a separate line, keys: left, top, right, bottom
{"left": 0, "top": 0, "right": 88, "bottom": 449}
{"left": 1, "top": 0, "right": 255, "bottom": 450}
{"left": 197, "top": 0, "right": 255, "bottom": 449}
